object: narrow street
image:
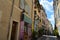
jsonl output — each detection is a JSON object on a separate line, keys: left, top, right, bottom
{"left": 37, "top": 35, "right": 58, "bottom": 40}
{"left": 0, "top": 0, "right": 60, "bottom": 40}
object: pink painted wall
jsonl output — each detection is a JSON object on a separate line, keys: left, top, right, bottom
{"left": 19, "top": 21, "right": 24, "bottom": 40}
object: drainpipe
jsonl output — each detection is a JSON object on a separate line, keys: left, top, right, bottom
{"left": 32, "top": 0, "right": 34, "bottom": 32}
{"left": 7, "top": 0, "right": 15, "bottom": 40}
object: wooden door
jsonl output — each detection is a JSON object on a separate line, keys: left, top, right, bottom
{"left": 10, "top": 21, "right": 18, "bottom": 40}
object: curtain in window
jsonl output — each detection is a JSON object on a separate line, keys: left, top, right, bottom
{"left": 20, "top": 0, "right": 24, "bottom": 9}
{"left": 25, "top": 1, "right": 31, "bottom": 16}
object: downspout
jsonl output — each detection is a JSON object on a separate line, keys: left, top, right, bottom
{"left": 32, "top": 0, "right": 34, "bottom": 32}
{"left": 7, "top": 0, "right": 15, "bottom": 40}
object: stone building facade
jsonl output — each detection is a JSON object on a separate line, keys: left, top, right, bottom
{"left": 53, "top": 0, "right": 60, "bottom": 35}
{"left": 0, "top": 0, "right": 33, "bottom": 40}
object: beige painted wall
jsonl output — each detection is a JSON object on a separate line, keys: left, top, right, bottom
{"left": 0, "top": 0, "right": 33, "bottom": 40}
{"left": 0, "top": 0, "right": 12, "bottom": 40}
{"left": 56, "top": 3, "right": 60, "bottom": 35}
{"left": 0, "top": 0, "right": 22, "bottom": 40}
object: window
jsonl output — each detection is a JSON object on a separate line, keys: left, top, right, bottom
{"left": 25, "top": 1, "right": 31, "bottom": 16}
{"left": 39, "top": 18, "right": 41, "bottom": 22}
{"left": 57, "top": 8, "right": 60, "bottom": 20}
{"left": 42, "top": 20, "right": 45, "bottom": 25}
{"left": 19, "top": 0, "right": 24, "bottom": 9}
{"left": 34, "top": 0, "right": 37, "bottom": 8}
{"left": 58, "top": 8, "right": 60, "bottom": 18}
{"left": 34, "top": 11, "right": 37, "bottom": 18}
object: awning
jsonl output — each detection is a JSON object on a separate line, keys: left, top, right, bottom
{"left": 24, "top": 14, "right": 32, "bottom": 24}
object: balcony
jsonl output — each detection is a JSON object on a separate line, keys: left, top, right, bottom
{"left": 34, "top": 0, "right": 40, "bottom": 8}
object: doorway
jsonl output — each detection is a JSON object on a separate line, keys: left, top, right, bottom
{"left": 10, "top": 21, "right": 18, "bottom": 40}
